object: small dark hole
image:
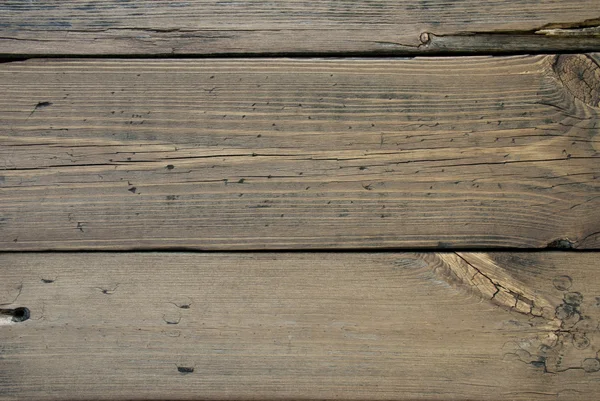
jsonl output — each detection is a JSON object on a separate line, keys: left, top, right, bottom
{"left": 177, "top": 366, "right": 194, "bottom": 374}
{"left": 12, "top": 307, "right": 30, "bottom": 322}
{"left": 1, "top": 307, "right": 30, "bottom": 322}
{"left": 530, "top": 360, "right": 546, "bottom": 368}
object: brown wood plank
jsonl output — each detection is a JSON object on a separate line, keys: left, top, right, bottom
{"left": 2, "top": 252, "right": 600, "bottom": 400}
{"left": 1, "top": 56, "right": 600, "bottom": 250}
{"left": 0, "top": 1, "right": 598, "bottom": 55}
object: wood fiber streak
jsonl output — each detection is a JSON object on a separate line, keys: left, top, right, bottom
{"left": 0, "top": 0, "right": 598, "bottom": 55}
{"left": 1, "top": 252, "right": 600, "bottom": 400}
{"left": 1, "top": 56, "right": 600, "bottom": 250}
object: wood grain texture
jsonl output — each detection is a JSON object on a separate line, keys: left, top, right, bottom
{"left": 1, "top": 56, "right": 600, "bottom": 250}
{"left": 0, "top": 1, "right": 599, "bottom": 55}
{"left": 2, "top": 252, "right": 600, "bottom": 400}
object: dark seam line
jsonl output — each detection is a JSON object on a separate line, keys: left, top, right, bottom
{"left": 2, "top": 47, "right": 600, "bottom": 63}
{"left": 0, "top": 247, "right": 598, "bottom": 254}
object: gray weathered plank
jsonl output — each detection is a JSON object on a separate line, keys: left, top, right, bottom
{"left": 1, "top": 56, "right": 599, "bottom": 250}
{"left": 2, "top": 252, "right": 600, "bottom": 400}
{"left": 0, "top": 1, "right": 598, "bottom": 55}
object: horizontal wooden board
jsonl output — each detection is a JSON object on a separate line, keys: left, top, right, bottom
{"left": 1, "top": 56, "right": 600, "bottom": 250}
{"left": 2, "top": 252, "right": 600, "bottom": 400}
{"left": 0, "top": 1, "right": 599, "bottom": 55}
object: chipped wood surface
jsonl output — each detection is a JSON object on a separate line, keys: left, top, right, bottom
{"left": 1, "top": 56, "right": 600, "bottom": 250}
{"left": 2, "top": 252, "right": 600, "bottom": 400}
{"left": 0, "top": 1, "right": 599, "bottom": 55}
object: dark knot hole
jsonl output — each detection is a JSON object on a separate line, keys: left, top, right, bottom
{"left": 1, "top": 307, "right": 30, "bottom": 322}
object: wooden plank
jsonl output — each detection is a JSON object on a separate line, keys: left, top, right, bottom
{"left": 2, "top": 252, "right": 600, "bottom": 400}
{"left": 1, "top": 56, "right": 600, "bottom": 250}
{"left": 0, "top": 1, "right": 599, "bottom": 55}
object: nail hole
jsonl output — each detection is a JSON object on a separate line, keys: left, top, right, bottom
{"left": 1, "top": 307, "right": 30, "bottom": 322}
{"left": 12, "top": 307, "right": 30, "bottom": 322}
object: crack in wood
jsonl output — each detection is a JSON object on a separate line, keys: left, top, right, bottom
{"left": 434, "top": 253, "right": 600, "bottom": 374}
{"left": 553, "top": 54, "right": 600, "bottom": 108}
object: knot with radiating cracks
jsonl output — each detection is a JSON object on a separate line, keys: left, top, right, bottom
{"left": 433, "top": 253, "right": 600, "bottom": 374}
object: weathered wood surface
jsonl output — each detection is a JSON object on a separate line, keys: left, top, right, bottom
{"left": 2, "top": 252, "right": 600, "bottom": 400}
{"left": 0, "top": 1, "right": 599, "bottom": 55}
{"left": 1, "top": 56, "right": 600, "bottom": 250}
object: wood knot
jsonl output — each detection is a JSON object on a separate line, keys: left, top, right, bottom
{"left": 553, "top": 55, "right": 600, "bottom": 108}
